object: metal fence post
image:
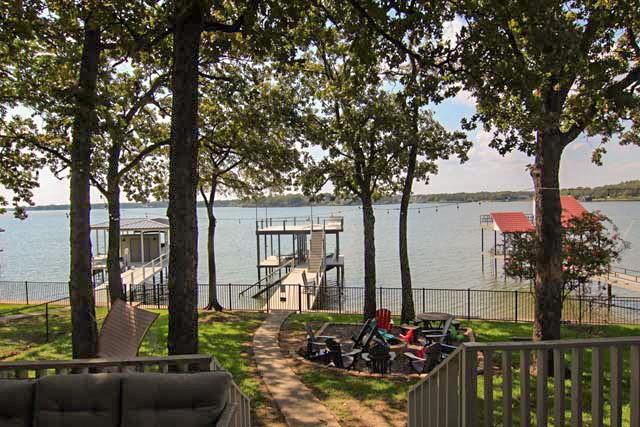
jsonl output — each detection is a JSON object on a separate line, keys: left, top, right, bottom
{"left": 467, "top": 288, "right": 471, "bottom": 321}
{"left": 24, "top": 281, "right": 29, "bottom": 305}
{"left": 45, "top": 303, "right": 49, "bottom": 342}
{"left": 579, "top": 296, "right": 583, "bottom": 325}
{"left": 338, "top": 289, "right": 342, "bottom": 314}
{"left": 266, "top": 288, "right": 270, "bottom": 313}
{"left": 298, "top": 285, "right": 302, "bottom": 313}
{"left": 379, "top": 287, "right": 383, "bottom": 309}
{"left": 422, "top": 288, "right": 426, "bottom": 312}
{"left": 228, "top": 283, "right": 232, "bottom": 310}
{"left": 514, "top": 290, "right": 518, "bottom": 323}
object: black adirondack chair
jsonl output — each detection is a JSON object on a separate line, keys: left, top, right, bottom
{"left": 325, "top": 338, "right": 360, "bottom": 369}
{"left": 403, "top": 342, "right": 443, "bottom": 374}
{"left": 304, "top": 323, "right": 336, "bottom": 359}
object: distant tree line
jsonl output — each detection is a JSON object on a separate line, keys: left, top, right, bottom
{"left": 23, "top": 179, "right": 640, "bottom": 212}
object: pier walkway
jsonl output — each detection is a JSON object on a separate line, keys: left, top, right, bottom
{"left": 120, "top": 252, "right": 168, "bottom": 287}
{"left": 262, "top": 230, "right": 326, "bottom": 311}
{"left": 253, "top": 310, "right": 340, "bottom": 427}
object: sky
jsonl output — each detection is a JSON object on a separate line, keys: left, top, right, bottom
{"left": 10, "top": 89, "right": 639, "bottom": 206}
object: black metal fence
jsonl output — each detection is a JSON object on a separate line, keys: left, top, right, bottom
{"left": 0, "top": 288, "right": 110, "bottom": 345}
{"left": 2, "top": 280, "right": 640, "bottom": 326}
{"left": 123, "top": 282, "right": 640, "bottom": 326}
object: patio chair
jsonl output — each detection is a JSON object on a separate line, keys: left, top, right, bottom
{"left": 97, "top": 299, "right": 159, "bottom": 358}
{"left": 375, "top": 308, "right": 392, "bottom": 331}
{"left": 362, "top": 337, "right": 396, "bottom": 374}
{"left": 354, "top": 322, "right": 386, "bottom": 352}
{"left": 403, "top": 342, "right": 443, "bottom": 374}
{"left": 351, "top": 317, "right": 375, "bottom": 347}
{"left": 304, "top": 323, "right": 336, "bottom": 359}
{"left": 420, "top": 315, "right": 455, "bottom": 347}
{"left": 325, "top": 338, "right": 360, "bottom": 369}
{"left": 399, "top": 328, "right": 415, "bottom": 345}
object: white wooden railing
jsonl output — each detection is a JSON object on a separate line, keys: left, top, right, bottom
{"left": 408, "top": 336, "right": 640, "bottom": 427}
{"left": 0, "top": 354, "right": 251, "bottom": 427}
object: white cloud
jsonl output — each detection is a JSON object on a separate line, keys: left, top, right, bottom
{"left": 451, "top": 89, "right": 476, "bottom": 107}
{"left": 443, "top": 16, "right": 465, "bottom": 46}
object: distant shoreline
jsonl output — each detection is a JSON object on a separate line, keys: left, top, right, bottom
{"left": 16, "top": 179, "right": 640, "bottom": 211}
{"left": 22, "top": 198, "right": 640, "bottom": 212}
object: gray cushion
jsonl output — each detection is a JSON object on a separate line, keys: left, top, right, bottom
{"left": 34, "top": 374, "right": 120, "bottom": 427}
{"left": 121, "top": 372, "right": 230, "bottom": 427}
{"left": 0, "top": 380, "right": 34, "bottom": 427}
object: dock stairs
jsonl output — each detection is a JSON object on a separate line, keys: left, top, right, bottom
{"left": 308, "top": 230, "right": 325, "bottom": 276}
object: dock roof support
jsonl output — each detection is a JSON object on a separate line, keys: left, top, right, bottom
{"left": 141, "top": 231, "right": 145, "bottom": 264}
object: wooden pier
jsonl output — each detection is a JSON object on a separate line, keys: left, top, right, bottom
{"left": 248, "top": 216, "right": 345, "bottom": 310}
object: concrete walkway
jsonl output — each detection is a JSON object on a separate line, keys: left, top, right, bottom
{"left": 253, "top": 310, "right": 341, "bottom": 427}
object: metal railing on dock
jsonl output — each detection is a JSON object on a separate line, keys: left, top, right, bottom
{"left": 255, "top": 215, "right": 344, "bottom": 232}
{"left": 239, "top": 258, "right": 295, "bottom": 297}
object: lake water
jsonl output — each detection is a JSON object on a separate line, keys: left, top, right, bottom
{"left": 1, "top": 201, "right": 639, "bottom": 294}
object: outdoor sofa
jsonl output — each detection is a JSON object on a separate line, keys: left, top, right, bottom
{"left": 0, "top": 371, "right": 236, "bottom": 427}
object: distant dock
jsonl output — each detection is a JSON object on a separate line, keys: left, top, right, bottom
{"left": 240, "top": 216, "right": 345, "bottom": 311}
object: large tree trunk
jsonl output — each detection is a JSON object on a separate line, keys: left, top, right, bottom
{"left": 361, "top": 192, "right": 376, "bottom": 319}
{"left": 106, "top": 143, "right": 124, "bottom": 302}
{"left": 400, "top": 144, "right": 417, "bottom": 324}
{"left": 205, "top": 186, "right": 223, "bottom": 311}
{"left": 530, "top": 130, "right": 565, "bottom": 341}
{"left": 167, "top": 0, "right": 201, "bottom": 355}
{"left": 69, "top": 18, "right": 100, "bottom": 359}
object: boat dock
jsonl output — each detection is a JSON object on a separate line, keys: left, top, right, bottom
{"left": 90, "top": 218, "right": 170, "bottom": 292}
{"left": 241, "top": 216, "right": 345, "bottom": 311}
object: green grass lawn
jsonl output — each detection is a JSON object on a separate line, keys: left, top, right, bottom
{"left": 285, "top": 313, "right": 640, "bottom": 427}
{"left": 3, "top": 306, "right": 640, "bottom": 426}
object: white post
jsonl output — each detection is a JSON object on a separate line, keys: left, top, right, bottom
{"left": 140, "top": 230, "right": 145, "bottom": 264}
{"left": 95, "top": 229, "right": 100, "bottom": 255}
{"left": 158, "top": 232, "right": 162, "bottom": 257}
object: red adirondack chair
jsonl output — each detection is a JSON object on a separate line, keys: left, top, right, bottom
{"left": 399, "top": 328, "right": 414, "bottom": 345}
{"left": 375, "top": 308, "right": 392, "bottom": 331}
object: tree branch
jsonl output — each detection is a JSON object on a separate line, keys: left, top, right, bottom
{"left": 347, "top": 0, "right": 423, "bottom": 64}
{"left": 124, "top": 73, "right": 169, "bottom": 123}
{"left": 203, "top": 0, "right": 260, "bottom": 33}
{"left": 116, "top": 139, "right": 170, "bottom": 181}
{"left": 563, "top": 64, "right": 640, "bottom": 142}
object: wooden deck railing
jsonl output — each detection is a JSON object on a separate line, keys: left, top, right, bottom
{"left": 0, "top": 354, "right": 251, "bottom": 427}
{"left": 408, "top": 336, "right": 640, "bottom": 427}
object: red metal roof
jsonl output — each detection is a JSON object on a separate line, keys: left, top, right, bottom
{"left": 561, "top": 196, "right": 587, "bottom": 225}
{"left": 490, "top": 212, "right": 534, "bottom": 233}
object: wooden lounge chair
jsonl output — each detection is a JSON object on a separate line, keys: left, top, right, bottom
{"left": 97, "top": 299, "right": 159, "bottom": 358}
{"left": 404, "top": 342, "right": 443, "bottom": 374}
